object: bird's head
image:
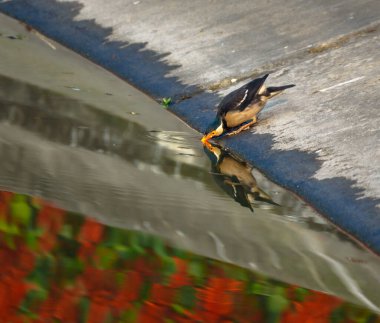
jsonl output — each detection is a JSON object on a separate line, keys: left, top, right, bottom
{"left": 203, "top": 140, "right": 222, "bottom": 163}
{"left": 201, "top": 117, "right": 225, "bottom": 143}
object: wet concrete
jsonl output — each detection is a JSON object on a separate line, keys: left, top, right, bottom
{"left": 1, "top": 1, "right": 378, "bottom": 253}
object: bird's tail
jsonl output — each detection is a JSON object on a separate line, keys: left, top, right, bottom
{"left": 266, "top": 84, "right": 295, "bottom": 98}
{"left": 249, "top": 187, "right": 280, "bottom": 206}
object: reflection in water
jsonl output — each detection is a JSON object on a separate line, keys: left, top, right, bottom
{"left": 203, "top": 141, "right": 279, "bottom": 212}
{"left": 1, "top": 72, "right": 380, "bottom": 316}
{"left": 0, "top": 74, "right": 203, "bottom": 176}
{"left": 0, "top": 190, "right": 378, "bottom": 322}
{"left": 0, "top": 73, "right": 321, "bottom": 222}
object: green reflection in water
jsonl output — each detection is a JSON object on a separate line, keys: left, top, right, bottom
{"left": 0, "top": 190, "right": 378, "bottom": 322}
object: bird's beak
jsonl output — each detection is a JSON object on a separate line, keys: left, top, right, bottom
{"left": 202, "top": 140, "right": 213, "bottom": 150}
{"left": 201, "top": 132, "right": 214, "bottom": 143}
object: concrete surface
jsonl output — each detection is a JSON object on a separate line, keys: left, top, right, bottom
{"left": 0, "top": 0, "right": 379, "bottom": 253}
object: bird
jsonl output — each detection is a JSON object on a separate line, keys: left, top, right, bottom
{"left": 203, "top": 140, "right": 279, "bottom": 211}
{"left": 201, "top": 74, "right": 295, "bottom": 143}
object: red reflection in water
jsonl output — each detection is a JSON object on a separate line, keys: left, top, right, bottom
{"left": 0, "top": 191, "right": 378, "bottom": 322}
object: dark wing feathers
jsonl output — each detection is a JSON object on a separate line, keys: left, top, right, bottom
{"left": 217, "top": 74, "right": 269, "bottom": 116}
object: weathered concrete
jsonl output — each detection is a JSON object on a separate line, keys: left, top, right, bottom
{"left": 0, "top": 0, "right": 379, "bottom": 253}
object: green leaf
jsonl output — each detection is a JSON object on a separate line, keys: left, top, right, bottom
{"left": 58, "top": 256, "right": 84, "bottom": 283}
{"left": 10, "top": 196, "right": 32, "bottom": 225}
{"left": 177, "top": 286, "right": 196, "bottom": 309}
{"left": 267, "top": 287, "right": 290, "bottom": 317}
{"left": 96, "top": 246, "right": 118, "bottom": 269}
{"left": 0, "top": 220, "right": 20, "bottom": 234}
{"left": 26, "top": 230, "right": 39, "bottom": 249}
{"left": 27, "top": 256, "right": 54, "bottom": 289}
{"left": 78, "top": 297, "right": 90, "bottom": 323}
{"left": 294, "top": 287, "right": 309, "bottom": 301}
{"left": 60, "top": 224, "right": 74, "bottom": 239}
{"left": 162, "top": 257, "right": 176, "bottom": 278}
{"left": 139, "top": 281, "right": 151, "bottom": 301}
{"left": 21, "top": 288, "right": 48, "bottom": 311}
{"left": 129, "top": 233, "right": 146, "bottom": 255}
{"left": 172, "top": 303, "right": 186, "bottom": 314}
{"left": 4, "top": 232, "right": 16, "bottom": 248}
{"left": 224, "top": 265, "right": 249, "bottom": 281}
{"left": 267, "top": 294, "right": 289, "bottom": 313}
{"left": 120, "top": 306, "right": 140, "bottom": 323}
{"left": 188, "top": 261, "right": 205, "bottom": 285}
{"left": 161, "top": 97, "right": 172, "bottom": 108}
{"left": 152, "top": 237, "right": 167, "bottom": 258}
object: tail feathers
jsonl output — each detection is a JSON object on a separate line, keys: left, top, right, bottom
{"left": 249, "top": 187, "right": 280, "bottom": 206}
{"left": 266, "top": 84, "right": 295, "bottom": 97}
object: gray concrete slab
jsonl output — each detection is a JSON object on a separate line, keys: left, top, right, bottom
{"left": 0, "top": 0, "right": 379, "bottom": 253}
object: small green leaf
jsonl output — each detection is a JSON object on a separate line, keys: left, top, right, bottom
{"left": 0, "top": 220, "right": 20, "bottom": 234}
{"left": 152, "top": 237, "right": 167, "bottom": 258}
{"left": 162, "top": 257, "right": 176, "bottom": 277}
{"left": 96, "top": 246, "right": 118, "bottom": 269}
{"left": 172, "top": 303, "right": 186, "bottom": 314}
{"left": 120, "top": 307, "right": 139, "bottom": 323}
{"left": 161, "top": 97, "right": 172, "bottom": 108}
{"left": 294, "top": 287, "right": 309, "bottom": 301}
{"left": 177, "top": 286, "right": 196, "bottom": 309}
{"left": 10, "top": 195, "right": 32, "bottom": 225}
{"left": 267, "top": 287, "right": 290, "bottom": 314}
{"left": 129, "top": 233, "right": 145, "bottom": 255}
{"left": 78, "top": 297, "right": 90, "bottom": 323}
{"left": 188, "top": 261, "right": 205, "bottom": 285}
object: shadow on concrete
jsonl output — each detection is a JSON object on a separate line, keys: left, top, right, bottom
{"left": 0, "top": 0, "right": 199, "bottom": 100}
{"left": 223, "top": 130, "right": 380, "bottom": 252}
{"left": 1, "top": 0, "right": 379, "bottom": 254}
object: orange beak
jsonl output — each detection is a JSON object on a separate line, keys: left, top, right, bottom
{"left": 201, "top": 132, "right": 215, "bottom": 143}
{"left": 202, "top": 140, "right": 214, "bottom": 150}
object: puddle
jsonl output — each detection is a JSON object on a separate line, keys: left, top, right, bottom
{"left": 0, "top": 190, "right": 379, "bottom": 322}
{"left": 0, "top": 13, "right": 379, "bottom": 321}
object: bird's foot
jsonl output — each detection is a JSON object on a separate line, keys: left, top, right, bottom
{"left": 227, "top": 118, "right": 257, "bottom": 136}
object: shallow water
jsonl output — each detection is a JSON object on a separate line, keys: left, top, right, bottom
{"left": 0, "top": 190, "right": 378, "bottom": 322}
{"left": 1, "top": 73, "right": 380, "bottom": 321}
{"left": 0, "top": 15, "right": 380, "bottom": 321}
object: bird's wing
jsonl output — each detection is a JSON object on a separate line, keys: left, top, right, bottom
{"left": 217, "top": 74, "right": 269, "bottom": 115}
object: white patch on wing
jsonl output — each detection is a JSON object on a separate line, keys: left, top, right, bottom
{"left": 215, "top": 122, "right": 224, "bottom": 136}
{"left": 238, "top": 89, "right": 248, "bottom": 106}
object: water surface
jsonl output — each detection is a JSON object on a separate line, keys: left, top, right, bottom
{"left": 1, "top": 190, "right": 379, "bottom": 322}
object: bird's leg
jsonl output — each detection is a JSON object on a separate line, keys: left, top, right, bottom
{"left": 227, "top": 116, "right": 257, "bottom": 136}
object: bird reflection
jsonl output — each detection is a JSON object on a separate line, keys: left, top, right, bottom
{"left": 203, "top": 141, "right": 279, "bottom": 212}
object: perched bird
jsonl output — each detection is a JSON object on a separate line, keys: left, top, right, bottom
{"left": 203, "top": 141, "right": 279, "bottom": 211}
{"left": 201, "top": 74, "right": 295, "bottom": 142}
